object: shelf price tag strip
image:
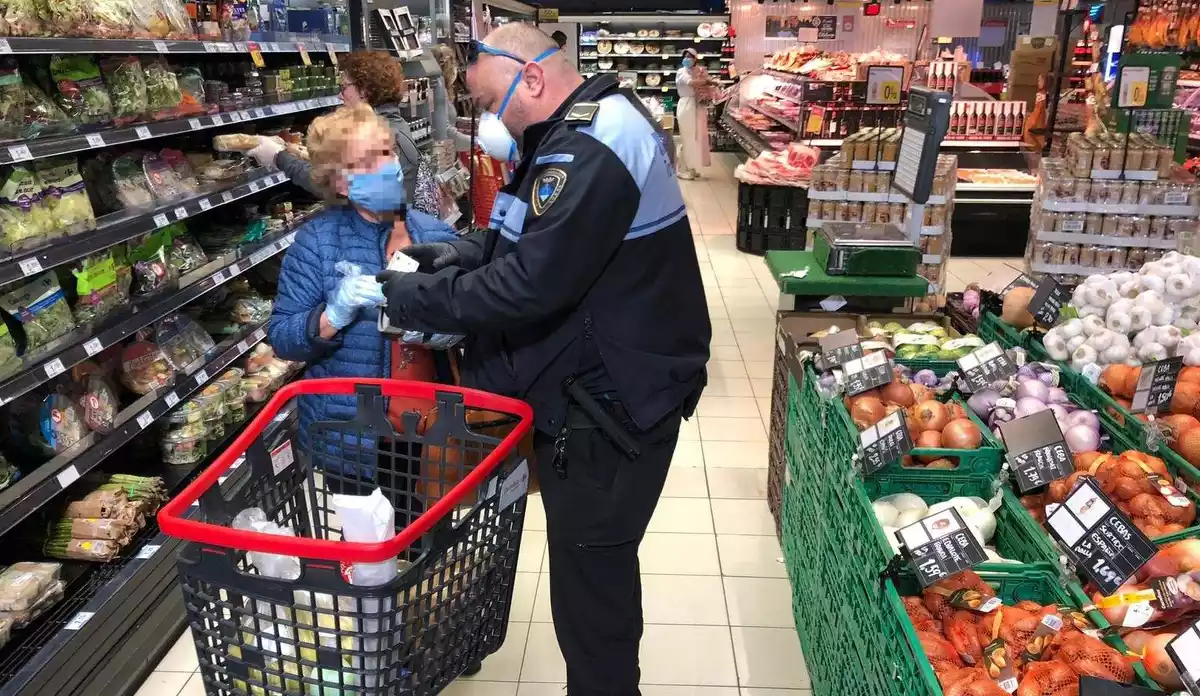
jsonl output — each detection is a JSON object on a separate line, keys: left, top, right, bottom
{"left": 999, "top": 410, "right": 1072, "bottom": 493}
{"left": 1045, "top": 478, "right": 1156, "bottom": 596}
{"left": 957, "top": 342, "right": 1017, "bottom": 393}
{"left": 860, "top": 410, "right": 913, "bottom": 476}
{"left": 842, "top": 351, "right": 892, "bottom": 396}
{"left": 895, "top": 507, "right": 988, "bottom": 588}
{"left": 1131, "top": 356, "right": 1183, "bottom": 414}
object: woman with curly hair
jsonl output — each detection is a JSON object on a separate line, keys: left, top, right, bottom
{"left": 247, "top": 51, "right": 425, "bottom": 207}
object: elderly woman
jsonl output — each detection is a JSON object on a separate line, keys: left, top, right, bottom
{"left": 268, "top": 104, "right": 460, "bottom": 494}
{"left": 249, "top": 51, "right": 426, "bottom": 207}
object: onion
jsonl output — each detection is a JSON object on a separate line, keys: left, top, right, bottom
{"left": 1145, "top": 634, "right": 1184, "bottom": 690}
{"left": 1048, "top": 404, "right": 1071, "bottom": 431}
{"left": 1017, "top": 365, "right": 1038, "bottom": 381}
{"left": 966, "top": 388, "right": 1000, "bottom": 419}
{"left": 880, "top": 380, "right": 915, "bottom": 407}
{"left": 850, "top": 396, "right": 887, "bottom": 430}
{"left": 1066, "top": 409, "right": 1100, "bottom": 432}
{"left": 942, "top": 419, "right": 983, "bottom": 450}
{"left": 1015, "top": 379, "right": 1050, "bottom": 404}
{"left": 1065, "top": 424, "right": 1101, "bottom": 453}
{"left": 873, "top": 501, "right": 899, "bottom": 526}
{"left": 1046, "top": 387, "right": 1069, "bottom": 405}
{"left": 911, "top": 400, "right": 950, "bottom": 432}
{"left": 915, "top": 430, "right": 943, "bottom": 461}
{"left": 912, "top": 369, "right": 938, "bottom": 387}
{"left": 883, "top": 493, "right": 927, "bottom": 513}
{"left": 1015, "top": 397, "right": 1049, "bottom": 418}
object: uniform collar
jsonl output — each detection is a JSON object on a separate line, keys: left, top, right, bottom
{"left": 520, "top": 74, "right": 621, "bottom": 153}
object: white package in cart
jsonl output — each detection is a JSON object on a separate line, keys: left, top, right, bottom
{"left": 330, "top": 488, "right": 397, "bottom": 587}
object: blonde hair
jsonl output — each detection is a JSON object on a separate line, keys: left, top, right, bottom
{"left": 305, "top": 104, "right": 392, "bottom": 200}
{"left": 430, "top": 44, "right": 460, "bottom": 101}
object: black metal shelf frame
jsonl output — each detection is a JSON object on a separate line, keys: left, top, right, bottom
{"left": 0, "top": 96, "right": 342, "bottom": 166}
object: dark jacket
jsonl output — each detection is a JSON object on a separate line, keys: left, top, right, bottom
{"left": 380, "top": 75, "right": 711, "bottom": 435}
{"left": 268, "top": 205, "right": 458, "bottom": 458}
{"left": 274, "top": 102, "right": 423, "bottom": 204}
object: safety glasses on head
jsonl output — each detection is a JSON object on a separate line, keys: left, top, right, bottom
{"left": 466, "top": 40, "right": 557, "bottom": 67}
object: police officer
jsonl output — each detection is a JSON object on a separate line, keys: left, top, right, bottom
{"left": 377, "top": 23, "right": 711, "bottom": 695}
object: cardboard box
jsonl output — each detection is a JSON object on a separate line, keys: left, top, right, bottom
{"left": 1007, "top": 36, "right": 1057, "bottom": 107}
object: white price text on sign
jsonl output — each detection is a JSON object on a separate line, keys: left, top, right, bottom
{"left": 85, "top": 133, "right": 105, "bottom": 148}
{"left": 153, "top": 40, "right": 169, "bottom": 53}
{"left": 43, "top": 358, "right": 65, "bottom": 378}
{"left": 7, "top": 145, "right": 31, "bottom": 161}
{"left": 222, "top": 191, "right": 234, "bottom": 203}
{"left": 83, "top": 338, "right": 103, "bottom": 356}
{"left": 188, "top": 118, "right": 202, "bottom": 130}
{"left": 136, "top": 411, "right": 154, "bottom": 430}
{"left": 153, "top": 213, "right": 170, "bottom": 228}
{"left": 211, "top": 270, "right": 226, "bottom": 284}
{"left": 229, "top": 111, "right": 243, "bottom": 122}
{"left": 64, "top": 612, "right": 94, "bottom": 631}
{"left": 165, "top": 392, "right": 179, "bottom": 407}
{"left": 18, "top": 257, "right": 43, "bottom": 276}
{"left": 174, "top": 206, "right": 188, "bottom": 219}
{"left": 1119, "top": 66, "right": 1151, "bottom": 108}
{"left": 212, "top": 114, "right": 225, "bottom": 125}
{"left": 199, "top": 198, "right": 213, "bottom": 211}
{"left": 135, "top": 126, "right": 151, "bottom": 140}
{"left": 249, "top": 181, "right": 260, "bottom": 192}
{"left": 56, "top": 465, "right": 80, "bottom": 489}
{"left": 136, "top": 545, "right": 161, "bottom": 559}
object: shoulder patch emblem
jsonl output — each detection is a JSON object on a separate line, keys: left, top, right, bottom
{"left": 565, "top": 102, "right": 599, "bottom": 125}
{"left": 532, "top": 168, "right": 567, "bottom": 216}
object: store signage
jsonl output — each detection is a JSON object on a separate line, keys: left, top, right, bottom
{"left": 860, "top": 411, "right": 913, "bottom": 476}
{"left": 896, "top": 507, "right": 988, "bottom": 588}
{"left": 1167, "top": 622, "right": 1200, "bottom": 696}
{"left": 842, "top": 351, "right": 893, "bottom": 396}
{"left": 1118, "top": 66, "right": 1150, "bottom": 108}
{"left": 1045, "top": 478, "right": 1156, "bottom": 596}
{"left": 999, "top": 410, "right": 1072, "bottom": 493}
{"left": 885, "top": 18, "right": 917, "bottom": 29}
{"left": 957, "top": 342, "right": 1017, "bottom": 392}
{"left": 795, "top": 15, "right": 837, "bottom": 42}
{"left": 1028, "top": 276, "right": 1070, "bottom": 327}
{"left": 1130, "top": 356, "right": 1183, "bottom": 414}
{"left": 866, "top": 66, "right": 904, "bottom": 105}
{"left": 538, "top": 8, "right": 559, "bottom": 21}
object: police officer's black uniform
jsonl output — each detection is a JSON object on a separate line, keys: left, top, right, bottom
{"left": 379, "top": 74, "right": 711, "bottom": 695}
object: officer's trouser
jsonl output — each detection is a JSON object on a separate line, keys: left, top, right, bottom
{"left": 533, "top": 403, "right": 682, "bottom": 696}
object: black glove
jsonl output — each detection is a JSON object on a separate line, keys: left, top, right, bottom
{"left": 402, "top": 242, "right": 461, "bottom": 272}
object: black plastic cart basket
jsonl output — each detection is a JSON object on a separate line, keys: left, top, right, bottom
{"left": 159, "top": 378, "right": 535, "bottom": 696}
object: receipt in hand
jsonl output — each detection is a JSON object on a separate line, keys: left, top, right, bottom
{"left": 377, "top": 251, "right": 421, "bottom": 334}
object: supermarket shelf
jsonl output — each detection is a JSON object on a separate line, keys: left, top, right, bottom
{"left": 636, "top": 85, "right": 678, "bottom": 92}
{"left": 0, "top": 318, "right": 276, "bottom": 541}
{"left": 0, "top": 168, "right": 289, "bottom": 290}
{"left": 795, "top": 137, "right": 1022, "bottom": 149}
{"left": 0, "top": 96, "right": 342, "bottom": 166}
{"left": 581, "top": 52, "right": 719, "bottom": 59}
{"left": 721, "top": 112, "right": 776, "bottom": 158}
{"left": 0, "top": 204, "right": 307, "bottom": 411}
{"left": 581, "top": 36, "right": 726, "bottom": 43}
{"left": 1034, "top": 231, "right": 1176, "bottom": 249}
{"left": 0, "top": 35, "right": 350, "bottom": 55}
{"left": 746, "top": 101, "right": 797, "bottom": 132}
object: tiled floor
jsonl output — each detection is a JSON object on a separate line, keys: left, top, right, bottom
{"left": 138, "top": 153, "right": 1024, "bottom": 696}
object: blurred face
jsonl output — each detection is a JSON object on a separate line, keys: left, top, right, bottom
{"left": 340, "top": 74, "right": 363, "bottom": 106}
{"left": 335, "top": 124, "right": 395, "bottom": 198}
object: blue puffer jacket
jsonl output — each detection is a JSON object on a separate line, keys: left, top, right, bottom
{"left": 268, "top": 205, "right": 459, "bottom": 460}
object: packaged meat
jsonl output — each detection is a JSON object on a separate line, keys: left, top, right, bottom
{"left": 0, "top": 562, "right": 60, "bottom": 612}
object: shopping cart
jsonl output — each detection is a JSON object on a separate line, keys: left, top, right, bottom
{"left": 159, "top": 378, "right": 535, "bottom": 696}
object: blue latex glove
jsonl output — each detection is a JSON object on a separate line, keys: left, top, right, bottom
{"left": 326, "top": 262, "right": 385, "bottom": 330}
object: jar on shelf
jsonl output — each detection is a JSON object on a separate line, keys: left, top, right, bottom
{"left": 1120, "top": 181, "right": 1141, "bottom": 206}
{"left": 1079, "top": 244, "right": 1098, "bottom": 267}
{"left": 1126, "top": 246, "right": 1147, "bottom": 270}
{"left": 1058, "top": 212, "right": 1086, "bottom": 233}
{"left": 1149, "top": 216, "right": 1168, "bottom": 239}
{"left": 1131, "top": 216, "right": 1151, "bottom": 238}
{"left": 1084, "top": 212, "right": 1103, "bottom": 235}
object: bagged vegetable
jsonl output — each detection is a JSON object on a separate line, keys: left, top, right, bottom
{"left": 36, "top": 392, "right": 90, "bottom": 454}
{"left": 43, "top": 538, "right": 120, "bottom": 561}
{"left": 142, "top": 151, "right": 186, "bottom": 200}
{"left": 90, "top": 0, "right": 140, "bottom": 38}
{"left": 142, "top": 58, "right": 181, "bottom": 118}
{"left": 155, "top": 312, "right": 214, "bottom": 369}
{"left": 74, "top": 372, "right": 118, "bottom": 433}
{"left": 21, "top": 79, "right": 75, "bottom": 141}
{"left": 150, "top": 0, "right": 195, "bottom": 38}
{"left": 169, "top": 232, "right": 208, "bottom": 276}
{"left": 65, "top": 489, "right": 126, "bottom": 519}
{"left": 127, "top": 229, "right": 176, "bottom": 295}
{"left": 175, "top": 67, "right": 206, "bottom": 115}
{"left": 36, "top": 157, "right": 96, "bottom": 232}
{"left": 0, "top": 0, "right": 47, "bottom": 36}
{"left": 0, "top": 165, "right": 55, "bottom": 252}
{"left": 0, "top": 272, "right": 76, "bottom": 353}
{"left": 48, "top": 55, "right": 113, "bottom": 128}
{"left": 159, "top": 148, "right": 199, "bottom": 193}
{"left": 0, "top": 562, "right": 60, "bottom": 612}
{"left": 0, "top": 451, "right": 17, "bottom": 491}
{"left": 111, "top": 153, "right": 155, "bottom": 209}
{"left": 100, "top": 56, "right": 148, "bottom": 125}
{"left": 120, "top": 340, "right": 174, "bottom": 394}
{"left": 51, "top": 517, "right": 131, "bottom": 542}
{"left": 0, "top": 62, "right": 24, "bottom": 143}
{"left": 64, "top": 250, "right": 124, "bottom": 323}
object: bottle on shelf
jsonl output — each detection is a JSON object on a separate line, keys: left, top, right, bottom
{"left": 965, "top": 103, "right": 977, "bottom": 137}
{"left": 949, "top": 103, "right": 960, "bottom": 139}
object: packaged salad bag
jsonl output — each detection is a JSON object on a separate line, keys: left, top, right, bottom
{"left": 47, "top": 55, "right": 114, "bottom": 128}
{"left": 0, "top": 272, "right": 77, "bottom": 354}
{"left": 36, "top": 157, "right": 97, "bottom": 233}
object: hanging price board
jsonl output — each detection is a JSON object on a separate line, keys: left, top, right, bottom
{"left": 957, "top": 342, "right": 1017, "bottom": 392}
{"left": 896, "top": 507, "right": 989, "bottom": 588}
{"left": 860, "top": 411, "right": 914, "bottom": 476}
{"left": 1028, "top": 276, "right": 1070, "bottom": 327}
{"left": 999, "top": 409, "right": 1072, "bottom": 493}
{"left": 1131, "top": 356, "right": 1183, "bottom": 414}
{"left": 866, "top": 65, "right": 903, "bottom": 105}
{"left": 298, "top": 43, "right": 312, "bottom": 66}
{"left": 817, "top": 330, "right": 863, "bottom": 370}
{"left": 1046, "top": 478, "right": 1156, "bottom": 596}
{"left": 842, "top": 351, "right": 892, "bottom": 396}
{"left": 326, "top": 43, "right": 339, "bottom": 65}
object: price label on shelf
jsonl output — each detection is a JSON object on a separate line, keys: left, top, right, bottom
{"left": 1000, "top": 410, "right": 1073, "bottom": 493}
{"left": 64, "top": 612, "right": 95, "bottom": 631}
{"left": 43, "top": 358, "right": 65, "bottom": 378}
{"left": 85, "top": 133, "right": 106, "bottom": 148}
{"left": 817, "top": 330, "right": 863, "bottom": 370}
{"left": 199, "top": 198, "right": 213, "bottom": 211}
{"left": 1131, "top": 356, "right": 1184, "bottom": 414}
{"left": 326, "top": 43, "right": 339, "bottom": 65}
{"left": 18, "top": 257, "right": 43, "bottom": 276}
{"left": 249, "top": 181, "right": 261, "bottom": 193}
{"left": 211, "top": 270, "right": 226, "bottom": 285}
{"left": 957, "top": 342, "right": 1017, "bottom": 392}
{"left": 136, "top": 545, "right": 161, "bottom": 560}
{"left": 212, "top": 114, "right": 225, "bottom": 125}
{"left": 250, "top": 247, "right": 273, "bottom": 265}
{"left": 222, "top": 191, "right": 234, "bottom": 203}
{"left": 83, "top": 338, "right": 103, "bottom": 357}
{"left": 153, "top": 213, "right": 170, "bottom": 228}
{"left": 842, "top": 352, "right": 892, "bottom": 397}
{"left": 896, "top": 507, "right": 989, "bottom": 588}
{"left": 136, "top": 411, "right": 155, "bottom": 430}
{"left": 7, "top": 144, "right": 31, "bottom": 162}
{"left": 218, "top": 42, "right": 235, "bottom": 53}
{"left": 859, "top": 411, "right": 913, "bottom": 476}
{"left": 866, "top": 65, "right": 903, "bottom": 105}
{"left": 188, "top": 118, "right": 202, "bottom": 130}
{"left": 1028, "top": 275, "right": 1070, "bottom": 327}
{"left": 165, "top": 392, "right": 179, "bottom": 407}
{"left": 1119, "top": 66, "right": 1150, "bottom": 108}
{"left": 1046, "top": 478, "right": 1156, "bottom": 596}
{"left": 173, "top": 206, "right": 188, "bottom": 220}
{"left": 56, "top": 465, "right": 80, "bottom": 489}
{"left": 298, "top": 43, "right": 312, "bottom": 66}
{"left": 235, "top": 42, "right": 249, "bottom": 52}
{"left": 153, "top": 40, "right": 169, "bottom": 53}
{"left": 203, "top": 42, "right": 219, "bottom": 53}
{"left": 135, "top": 126, "right": 151, "bottom": 140}
{"left": 0, "top": 39, "right": 12, "bottom": 54}
{"left": 266, "top": 42, "right": 280, "bottom": 52}
{"left": 249, "top": 42, "right": 265, "bottom": 68}
{"left": 237, "top": 339, "right": 250, "bottom": 353}
{"left": 229, "top": 111, "right": 243, "bottom": 123}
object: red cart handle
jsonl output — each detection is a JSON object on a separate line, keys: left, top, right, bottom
{"left": 158, "top": 378, "right": 535, "bottom": 564}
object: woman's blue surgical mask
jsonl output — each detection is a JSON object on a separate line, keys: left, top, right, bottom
{"left": 347, "top": 160, "right": 406, "bottom": 213}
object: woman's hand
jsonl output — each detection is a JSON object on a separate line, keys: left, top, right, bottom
{"left": 324, "top": 274, "right": 386, "bottom": 331}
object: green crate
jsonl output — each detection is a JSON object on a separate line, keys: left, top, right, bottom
{"left": 877, "top": 395, "right": 1004, "bottom": 475}
{"left": 855, "top": 470, "right": 1062, "bottom": 576}
{"left": 1061, "top": 367, "right": 1150, "bottom": 447}
{"left": 978, "top": 311, "right": 1026, "bottom": 350}
{"left": 881, "top": 569, "right": 1159, "bottom": 696}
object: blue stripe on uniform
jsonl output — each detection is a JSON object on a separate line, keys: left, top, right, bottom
{"left": 535, "top": 153, "right": 575, "bottom": 165}
{"left": 488, "top": 192, "right": 517, "bottom": 229}
{"left": 498, "top": 198, "right": 529, "bottom": 242}
{"left": 625, "top": 205, "right": 687, "bottom": 240}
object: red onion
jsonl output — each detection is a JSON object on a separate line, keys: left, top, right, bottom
{"left": 1015, "top": 397, "right": 1049, "bottom": 418}
{"left": 1046, "top": 387, "right": 1069, "bottom": 405}
{"left": 1015, "top": 379, "right": 1050, "bottom": 404}
{"left": 1066, "top": 409, "right": 1100, "bottom": 432}
{"left": 1065, "top": 423, "right": 1101, "bottom": 453}
{"left": 966, "top": 388, "right": 1001, "bottom": 418}
{"left": 1049, "top": 404, "right": 1071, "bottom": 431}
